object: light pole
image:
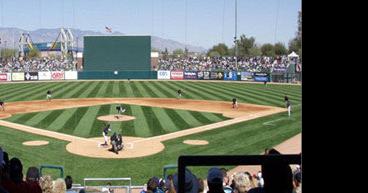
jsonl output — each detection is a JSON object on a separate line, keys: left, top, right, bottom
{"left": 234, "top": 0, "right": 238, "bottom": 69}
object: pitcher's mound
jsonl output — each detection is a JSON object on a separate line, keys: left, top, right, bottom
{"left": 97, "top": 115, "right": 135, "bottom": 122}
{"left": 183, "top": 140, "right": 209, "bottom": 145}
{"left": 23, "top": 140, "right": 49, "bottom": 146}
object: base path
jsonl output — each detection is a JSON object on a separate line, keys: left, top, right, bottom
{"left": 0, "top": 98, "right": 286, "bottom": 159}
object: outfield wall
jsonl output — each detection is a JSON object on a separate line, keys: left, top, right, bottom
{"left": 0, "top": 70, "right": 301, "bottom": 83}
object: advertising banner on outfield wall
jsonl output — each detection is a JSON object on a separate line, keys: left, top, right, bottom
{"left": 197, "top": 71, "right": 204, "bottom": 80}
{"left": 51, "top": 71, "right": 65, "bottom": 80}
{"left": 157, "top": 70, "right": 171, "bottom": 80}
{"left": 12, "top": 72, "right": 24, "bottom": 81}
{"left": 203, "top": 71, "right": 210, "bottom": 80}
{"left": 184, "top": 71, "right": 197, "bottom": 80}
{"left": 253, "top": 72, "right": 270, "bottom": 82}
{"left": 38, "top": 71, "right": 52, "bottom": 80}
{"left": 170, "top": 71, "right": 184, "bottom": 80}
{"left": 224, "top": 71, "right": 237, "bottom": 80}
{"left": 64, "top": 71, "right": 78, "bottom": 80}
{"left": 0, "top": 74, "right": 7, "bottom": 81}
{"left": 24, "top": 72, "right": 39, "bottom": 81}
{"left": 241, "top": 72, "right": 253, "bottom": 81}
{"left": 210, "top": 71, "right": 224, "bottom": 80}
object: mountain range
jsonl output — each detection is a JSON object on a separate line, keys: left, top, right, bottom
{"left": 0, "top": 27, "right": 206, "bottom": 53}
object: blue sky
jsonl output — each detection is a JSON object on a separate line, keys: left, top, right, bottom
{"left": 0, "top": 0, "right": 301, "bottom": 49}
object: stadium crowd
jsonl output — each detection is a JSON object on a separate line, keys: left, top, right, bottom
{"left": 0, "top": 58, "right": 76, "bottom": 73}
{"left": 157, "top": 56, "right": 294, "bottom": 73}
{"left": 139, "top": 148, "right": 301, "bottom": 193}
{"left": 1, "top": 146, "right": 301, "bottom": 193}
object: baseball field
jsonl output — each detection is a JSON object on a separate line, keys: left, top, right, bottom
{"left": 0, "top": 80, "right": 301, "bottom": 185}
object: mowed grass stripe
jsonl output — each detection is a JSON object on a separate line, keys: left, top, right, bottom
{"left": 26, "top": 82, "right": 70, "bottom": 100}
{"left": 241, "top": 85, "right": 301, "bottom": 103}
{"left": 139, "top": 81, "right": 162, "bottom": 98}
{"left": 130, "top": 105, "right": 151, "bottom": 137}
{"left": 104, "top": 81, "right": 114, "bottom": 97}
{"left": 202, "top": 82, "right": 282, "bottom": 106}
{"left": 74, "top": 82, "right": 109, "bottom": 136}
{"left": 214, "top": 83, "right": 283, "bottom": 106}
{"left": 118, "top": 105, "right": 135, "bottom": 136}
{"left": 5, "top": 112, "right": 38, "bottom": 123}
{"left": 150, "top": 81, "right": 177, "bottom": 98}
{"left": 124, "top": 81, "right": 136, "bottom": 97}
{"left": 24, "top": 111, "right": 53, "bottom": 126}
{"left": 127, "top": 81, "right": 144, "bottom": 97}
{"left": 151, "top": 107, "right": 179, "bottom": 132}
{"left": 118, "top": 82, "right": 128, "bottom": 97}
{"left": 48, "top": 108, "right": 79, "bottom": 131}
{"left": 134, "top": 81, "right": 154, "bottom": 97}
{"left": 36, "top": 110, "right": 65, "bottom": 129}
{"left": 112, "top": 81, "right": 120, "bottom": 97}
{"left": 164, "top": 109, "right": 191, "bottom": 129}
{"left": 78, "top": 81, "right": 100, "bottom": 98}
{"left": 165, "top": 81, "right": 212, "bottom": 100}
{"left": 4, "top": 83, "right": 53, "bottom": 101}
{"left": 51, "top": 82, "right": 82, "bottom": 99}
{"left": 173, "top": 110, "right": 203, "bottom": 127}
{"left": 0, "top": 83, "right": 34, "bottom": 97}
{"left": 67, "top": 82, "right": 93, "bottom": 98}
{"left": 89, "top": 104, "right": 111, "bottom": 137}
{"left": 188, "top": 111, "right": 215, "bottom": 124}
{"left": 59, "top": 107, "right": 89, "bottom": 135}
{"left": 11, "top": 82, "right": 61, "bottom": 101}
{"left": 142, "top": 106, "right": 166, "bottom": 135}
{"left": 169, "top": 81, "right": 218, "bottom": 100}
{"left": 158, "top": 81, "right": 193, "bottom": 99}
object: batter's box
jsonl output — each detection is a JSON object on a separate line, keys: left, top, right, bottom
{"left": 124, "top": 143, "right": 134, "bottom": 149}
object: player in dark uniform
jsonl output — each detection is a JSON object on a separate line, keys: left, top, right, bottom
{"left": 232, "top": 98, "right": 238, "bottom": 109}
{"left": 0, "top": 100, "right": 4, "bottom": 111}
{"left": 101, "top": 123, "right": 111, "bottom": 146}
{"left": 285, "top": 96, "right": 291, "bottom": 117}
{"left": 115, "top": 104, "right": 126, "bottom": 119}
{"left": 177, "top": 89, "right": 182, "bottom": 99}
{"left": 46, "top": 90, "right": 52, "bottom": 101}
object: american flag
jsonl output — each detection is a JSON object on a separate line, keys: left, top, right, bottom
{"left": 105, "top": 26, "right": 112, "bottom": 33}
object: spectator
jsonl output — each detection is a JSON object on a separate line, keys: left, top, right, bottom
{"left": 197, "top": 178, "right": 204, "bottom": 193}
{"left": 146, "top": 177, "right": 164, "bottom": 193}
{"left": 26, "top": 166, "right": 42, "bottom": 193}
{"left": 0, "top": 148, "right": 8, "bottom": 193}
{"left": 1, "top": 157, "right": 28, "bottom": 193}
{"left": 65, "top": 175, "right": 77, "bottom": 193}
{"left": 207, "top": 167, "right": 224, "bottom": 193}
{"left": 53, "top": 178, "right": 66, "bottom": 193}
{"left": 39, "top": 175, "right": 53, "bottom": 193}
{"left": 232, "top": 172, "right": 253, "bottom": 193}
{"left": 292, "top": 171, "right": 301, "bottom": 193}
{"left": 164, "top": 175, "right": 176, "bottom": 193}
{"left": 248, "top": 149, "right": 293, "bottom": 193}
{"left": 172, "top": 168, "right": 199, "bottom": 193}
{"left": 220, "top": 168, "right": 232, "bottom": 193}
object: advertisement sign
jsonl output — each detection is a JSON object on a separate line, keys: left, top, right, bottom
{"left": 24, "top": 72, "right": 39, "bottom": 81}
{"left": 241, "top": 72, "right": 253, "bottom": 81}
{"left": 170, "top": 71, "right": 184, "bottom": 80}
{"left": 38, "top": 71, "right": 52, "bottom": 80}
{"left": 7, "top": 73, "right": 12, "bottom": 81}
{"left": 197, "top": 71, "right": 204, "bottom": 80}
{"left": 51, "top": 71, "right": 65, "bottom": 80}
{"left": 65, "top": 71, "right": 78, "bottom": 80}
{"left": 223, "top": 71, "right": 237, "bottom": 81}
{"left": 184, "top": 71, "right": 197, "bottom": 80}
{"left": 203, "top": 71, "right": 210, "bottom": 80}
{"left": 12, "top": 73, "right": 24, "bottom": 81}
{"left": 209, "top": 71, "right": 224, "bottom": 80}
{"left": 157, "top": 70, "right": 171, "bottom": 80}
{"left": 0, "top": 74, "right": 7, "bottom": 81}
{"left": 253, "top": 72, "right": 270, "bottom": 82}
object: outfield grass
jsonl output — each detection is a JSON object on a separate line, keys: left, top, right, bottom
{"left": 0, "top": 81, "right": 301, "bottom": 184}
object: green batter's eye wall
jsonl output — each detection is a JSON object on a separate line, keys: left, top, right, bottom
{"left": 83, "top": 36, "right": 151, "bottom": 71}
